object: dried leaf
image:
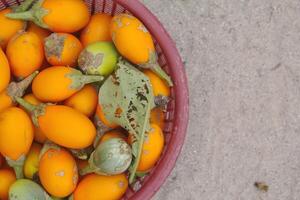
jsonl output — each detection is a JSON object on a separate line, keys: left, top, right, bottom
{"left": 254, "top": 182, "right": 269, "bottom": 192}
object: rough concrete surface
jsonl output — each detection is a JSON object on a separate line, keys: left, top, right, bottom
{"left": 142, "top": 0, "right": 300, "bottom": 200}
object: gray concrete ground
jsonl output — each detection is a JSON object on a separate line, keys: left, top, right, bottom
{"left": 142, "top": 0, "right": 300, "bottom": 200}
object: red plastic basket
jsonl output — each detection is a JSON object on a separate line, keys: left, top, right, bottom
{"left": 0, "top": 0, "right": 189, "bottom": 199}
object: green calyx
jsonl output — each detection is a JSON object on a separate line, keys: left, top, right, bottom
{"left": 139, "top": 51, "right": 173, "bottom": 87}
{"left": 6, "top": 155, "right": 26, "bottom": 179}
{"left": 66, "top": 70, "right": 104, "bottom": 90}
{"left": 6, "top": 0, "right": 49, "bottom": 29}
{"left": 7, "top": 71, "right": 39, "bottom": 103}
{"left": 39, "top": 141, "right": 61, "bottom": 160}
{"left": 15, "top": 97, "right": 47, "bottom": 127}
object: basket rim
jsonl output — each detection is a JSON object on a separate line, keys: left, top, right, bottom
{"left": 115, "top": 0, "right": 189, "bottom": 199}
{"left": 0, "top": 0, "right": 189, "bottom": 198}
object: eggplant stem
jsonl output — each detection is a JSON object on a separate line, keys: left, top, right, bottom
{"left": 81, "top": 75, "right": 104, "bottom": 85}
{"left": 67, "top": 72, "right": 104, "bottom": 90}
{"left": 6, "top": 10, "right": 34, "bottom": 20}
{"left": 6, "top": 156, "right": 26, "bottom": 179}
{"left": 13, "top": 165, "right": 24, "bottom": 179}
{"left": 151, "top": 64, "right": 173, "bottom": 87}
{"left": 15, "top": 97, "right": 36, "bottom": 113}
{"left": 16, "top": 71, "right": 39, "bottom": 93}
{"left": 6, "top": 71, "right": 38, "bottom": 102}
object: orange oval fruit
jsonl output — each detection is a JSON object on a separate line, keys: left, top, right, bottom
{"left": 0, "top": 107, "right": 34, "bottom": 161}
{"left": 39, "top": 147, "right": 78, "bottom": 198}
{"left": 32, "top": 66, "right": 102, "bottom": 102}
{"left": 110, "top": 14, "right": 154, "bottom": 65}
{"left": 0, "top": 48, "right": 10, "bottom": 93}
{"left": 6, "top": 31, "right": 44, "bottom": 79}
{"left": 129, "top": 123, "right": 164, "bottom": 172}
{"left": 0, "top": 8, "right": 24, "bottom": 49}
{"left": 45, "top": 33, "right": 83, "bottom": 67}
{"left": 64, "top": 84, "right": 98, "bottom": 117}
{"left": 38, "top": 105, "right": 96, "bottom": 149}
{"left": 80, "top": 13, "right": 112, "bottom": 47}
{"left": 74, "top": 173, "right": 128, "bottom": 200}
{"left": 42, "top": 0, "right": 90, "bottom": 33}
{"left": 144, "top": 69, "right": 170, "bottom": 97}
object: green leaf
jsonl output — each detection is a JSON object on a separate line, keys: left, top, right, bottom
{"left": 99, "top": 58, "right": 154, "bottom": 183}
